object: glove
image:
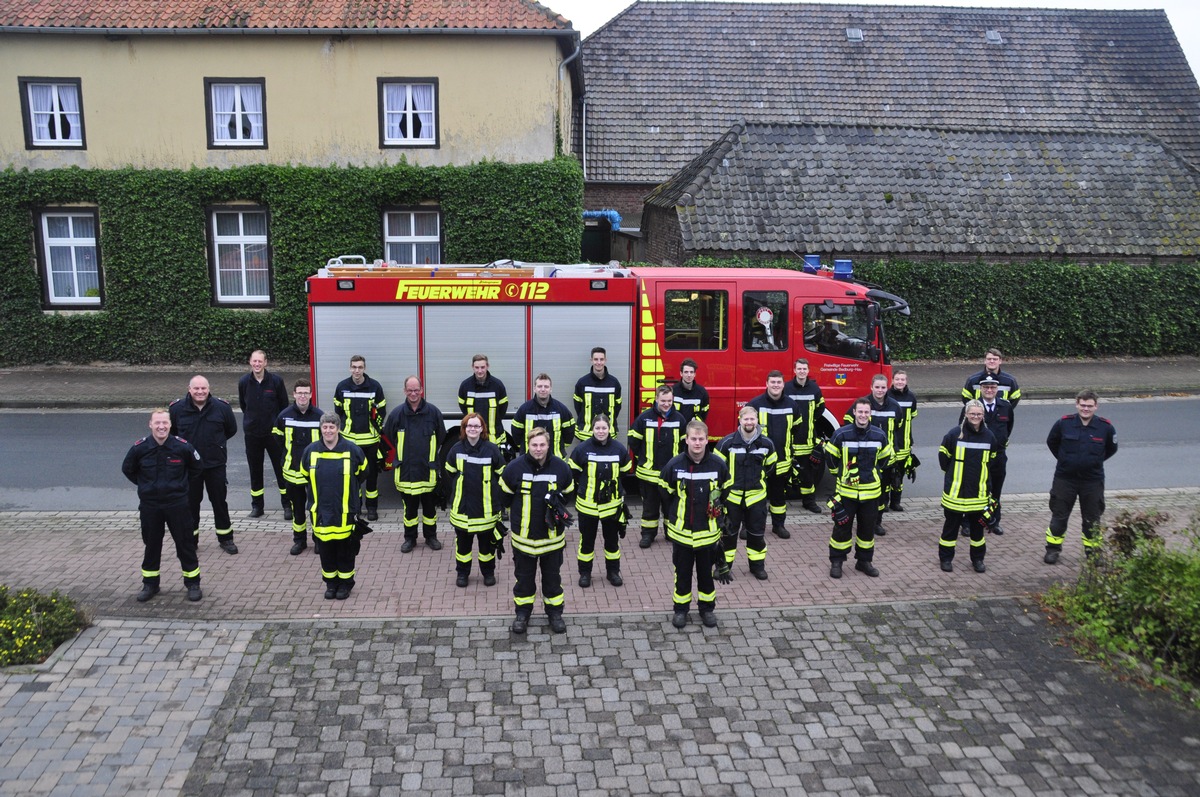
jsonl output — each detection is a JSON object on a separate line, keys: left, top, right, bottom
{"left": 491, "top": 521, "right": 508, "bottom": 561}
{"left": 980, "top": 497, "right": 999, "bottom": 531}
{"left": 617, "top": 500, "right": 631, "bottom": 539}
{"left": 829, "top": 498, "right": 852, "bottom": 527}
{"left": 714, "top": 558, "right": 734, "bottom": 585}
{"left": 906, "top": 453, "right": 921, "bottom": 483}
{"left": 352, "top": 517, "right": 374, "bottom": 541}
{"left": 545, "top": 491, "right": 574, "bottom": 532}
{"left": 432, "top": 479, "right": 449, "bottom": 511}
{"left": 808, "top": 449, "right": 825, "bottom": 468}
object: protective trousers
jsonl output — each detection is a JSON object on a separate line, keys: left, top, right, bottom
{"left": 671, "top": 541, "right": 716, "bottom": 612}
{"left": 454, "top": 525, "right": 496, "bottom": 576}
{"left": 512, "top": 548, "right": 564, "bottom": 618}
{"left": 828, "top": 497, "right": 878, "bottom": 562}
{"left": 576, "top": 513, "right": 622, "bottom": 575}
{"left": 721, "top": 501, "right": 767, "bottom": 566}
{"left": 245, "top": 433, "right": 286, "bottom": 510}
{"left": 361, "top": 443, "right": 381, "bottom": 510}
{"left": 318, "top": 537, "right": 358, "bottom": 588}
{"left": 1047, "top": 476, "right": 1105, "bottom": 552}
{"left": 188, "top": 466, "right": 232, "bottom": 540}
{"left": 639, "top": 479, "right": 664, "bottom": 540}
{"left": 940, "top": 509, "right": 986, "bottom": 563}
{"left": 765, "top": 472, "right": 789, "bottom": 528}
{"left": 285, "top": 483, "right": 313, "bottom": 543}
{"left": 990, "top": 453, "right": 1008, "bottom": 525}
{"left": 140, "top": 502, "right": 199, "bottom": 586}
{"left": 400, "top": 491, "right": 438, "bottom": 542}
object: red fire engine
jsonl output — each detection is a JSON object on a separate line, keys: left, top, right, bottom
{"left": 306, "top": 257, "right": 909, "bottom": 443}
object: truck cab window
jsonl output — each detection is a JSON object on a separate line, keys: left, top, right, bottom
{"left": 743, "top": 291, "right": 788, "bottom": 351}
{"left": 664, "top": 289, "right": 728, "bottom": 350}
{"left": 803, "top": 303, "right": 872, "bottom": 361}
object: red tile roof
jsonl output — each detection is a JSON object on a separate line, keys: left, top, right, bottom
{"left": 0, "top": 0, "right": 573, "bottom": 31}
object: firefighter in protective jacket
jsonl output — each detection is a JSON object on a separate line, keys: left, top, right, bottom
{"left": 628, "top": 384, "right": 686, "bottom": 549}
{"left": 444, "top": 413, "right": 505, "bottom": 588}
{"left": 570, "top": 414, "right": 633, "bottom": 588}
{"left": 332, "top": 355, "right": 386, "bottom": 520}
{"left": 382, "top": 376, "right": 446, "bottom": 552}
{"left": 937, "top": 400, "right": 996, "bottom": 573}
{"left": 300, "top": 413, "right": 367, "bottom": 600}
{"left": 274, "top": 379, "right": 324, "bottom": 555}
{"left": 714, "top": 406, "right": 777, "bottom": 581}
{"left": 824, "top": 398, "right": 893, "bottom": 579}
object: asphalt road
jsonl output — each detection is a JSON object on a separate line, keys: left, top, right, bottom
{"left": 3, "top": 396, "right": 1197, "bottom": 511}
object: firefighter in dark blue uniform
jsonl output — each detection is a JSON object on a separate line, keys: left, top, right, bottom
{"left": 672, "top": 358, "right": 710, "bottom": 425}
{"left": 573, "top": 347, "right": 622, "bottom": 441}
{"left": 238, "top": 350, "right": 288, "bottom": 518}
{"left": 887, "top": 369, "right": 919, "bottom": 512}
{"left": 843, "top": 374, "right": 902, "bottom": 535}
{"left": 275, "top": 379, "right": 324, "bottom": 555}
{"left": 169, "top": 375, "right": 238, "bottom": 554}
{"left": 714, "top": 406, "right": 777, "bottom": 581}
{"left": 497, "top": 427, "right": 575, "bottom": 635}
{"left": 747, "top": 370, "right": 800, "bottom": 538}
{"left": 570, "top": 414, "right": 633, "bottom": 588}
{"left": 332, "top": 355, "right": 386, "bottom": 521}
{"left": 511, "top": 374, "right": 575, "bottom": 455}
{"left": 457, "top": 354, "right": 509, "bottom": 448}
{"left": 628, "top": 384, "right": 686, "bottom": 549}
{"left": 382, "top": 376, "right": 446, "bottom": 552}
{"left": 938, "top": 400, "right": 997, "bottom": 573}
{"left": 785, "top": 358, "right": 832, "bottom": 513}
{"left": 660, "top": 419, "right": 730, "bottom": 629}
{"left": 969, "top": 376, "right": 1013, "bottom": 534}
{"left": 444, "top": 413, "right": 506, "bottom": 588}
{"left": 824, "top": 398, "right": 893, "bottom": 579}
{"left": 1044, "top": 390, "right": 1118, "bottom": 564}
{"left": 122, "top": 409, "right": 204, "bottom": 603}
{"left": 962, "top": 347, "right": 1022, "bottom": 416}
{"left": 300, "top": 413, "right": 367, "bottom": 600}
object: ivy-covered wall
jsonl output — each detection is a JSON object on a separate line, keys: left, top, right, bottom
{"left": 683, "top": 257, "right": 1200, "bottom": 359}
{"left": 0, "top": 159, "right": 583, "bottom": 364}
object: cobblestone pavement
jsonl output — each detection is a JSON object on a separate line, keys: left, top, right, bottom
{"left": 2, "top": 489, "right": 1198, "bottom": 796}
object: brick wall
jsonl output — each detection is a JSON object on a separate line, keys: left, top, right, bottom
{"left": 643, "top": 206, "right": 687, "bottom": 265}
{"left": 583, "top": 182, "right": 654, "bottom": 230}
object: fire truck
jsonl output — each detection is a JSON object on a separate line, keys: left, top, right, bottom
{"left": 306, "top": 257, "right": 909, "bottom": 445}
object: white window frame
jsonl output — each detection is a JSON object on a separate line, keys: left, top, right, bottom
{"left": 383, "top": 209, "right": 442, "bottom": 265}
{"left": 206, "top": 79, "right": 266, "bottom": 148}
{"left": 378, "top": 79, "right": 439, "bottom": 148}
{"left": 20, "top": 78, "right": 85, "bottom": 149}
{"left": 210, "top": 208, "right": 272, "bottom": 305}
{"left": 38, "top": 210, "right": 102, "bottom": 307}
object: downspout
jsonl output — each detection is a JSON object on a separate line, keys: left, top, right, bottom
{"left": 581, "top": 94, "right": 588, "bottom": 180}
{"left": 558, "top": 38, "right": 581, "bottom": 159}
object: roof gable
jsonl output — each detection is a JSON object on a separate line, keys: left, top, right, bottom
{"left": 0, "top": 0, "right": 573, "bottom": 31}
{"left": 658, "top": 121, "right": 1200, "bottom": 258}
{"left": 583, "top": 2, "right": 1200, "bottom": 181}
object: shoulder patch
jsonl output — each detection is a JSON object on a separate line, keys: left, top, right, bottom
{"left": 1061, "top": 414, "right": 1073, "bottom": 419}
{"left": 214, "top": 397, "right": 230, "bottom": 405}
{"left": 169, "top": 398, "right": 181, "bottom": 406}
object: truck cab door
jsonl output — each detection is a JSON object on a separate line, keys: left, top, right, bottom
{"left": 795, "top": 297, "right": 885, "bottom": 423}
{"left": 651, "top": 281, "right": 735, "bottom": 425}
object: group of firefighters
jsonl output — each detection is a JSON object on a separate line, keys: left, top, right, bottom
{"left": 122, "top": 345, "right": 1116, "bottom": 634}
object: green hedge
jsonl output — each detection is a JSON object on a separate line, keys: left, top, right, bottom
{"left": 0, "top": 159, "right": 583, "bottom": 365}
{"left": 682, "top": 256, "right": 1200, "bottom": 359}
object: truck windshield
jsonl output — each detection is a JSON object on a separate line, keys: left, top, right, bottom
{"left": 802, "top": 303, "right": 874, "bottom": 362}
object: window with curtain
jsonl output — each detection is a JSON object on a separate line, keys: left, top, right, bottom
{"left": 379, "top": 80, "right": 438, "bottom": 147}
{"left": 210, "top": 208, "right": 271, "bottom": 304}
{"left": 20, "top": 79, "right": 84, "bottom": 148}
{"left": 384, "top": 209, "right": 441, "bottom": 264}
{"left": 206, "top": 80, "right": 266, "bottom": 147}
{"left": 38, "top": 210, "right": 102, "bottom": 307}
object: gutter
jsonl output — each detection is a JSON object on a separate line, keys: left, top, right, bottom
{"left": 0, "top": 26, "right": 574, "bottom": 37}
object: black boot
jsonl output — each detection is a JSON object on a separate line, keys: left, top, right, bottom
{"left": 578, "top": 568, "right": 592, "bottom": 588}
{"left": 749, "top": 562, "right": 769, "bottom": 581}
{"left": 290, "top": 534, "right": 307, "bottom": 556}
{"left": 606, "top": 566, "right": 623, "bottom": 587}
{"left": 136, "top": 583, "right": 160, "bottom": 603}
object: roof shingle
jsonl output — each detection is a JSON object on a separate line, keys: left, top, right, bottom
{"left": 649, "top": 121, "right": 1200, "bottom": 257}
{"left": 583, "top": 2, "right": 1200, "bottom": 182}
{"left": 0, "top": 0, "right": 572, "bottom": 31}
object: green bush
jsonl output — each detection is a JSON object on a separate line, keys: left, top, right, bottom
{"left": 0, "top": 585, "right": 90, "bottom": 667}
{"left": 1044, "top": 510, "right": 1200, "bottom": 703}
{"left": 0, "top": 158, "right": 583, "bottom": 365}
{"left": 680, "top": 256, "right": 1200, "bottom": 359}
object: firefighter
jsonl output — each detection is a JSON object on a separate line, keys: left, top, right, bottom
{"left": 169, "top": 375, "right": 238, "bottom": 554}
{"left": 274, "top": 379, "right": 324, "bottom": 555}
{"left": 746, "top": 370, "right": 800, "bottom": 538}
{"left": 238, "top": 350, "right": 289, "bottom": 519}
{"left": 496, "top": 427, "right": 575, "bottom": 634}
{"left": 824, "top": 398, "right": 893, "bottom": 579}
{"left": 444, "top": 413, "right": 505, "bottom": 588}
{"left": 660, "top": 419, "right": 730, "bottom": 629}
{"left": 843, "top": 374, "right": 902, "bottom": 535}
{"left": 972, "top": 376, "right": 1014, "bottom": 534}
{"left": 887, "top": 369, "right": 919, "bottom": 512}
{"left": 714, "top": 406, "right": 777, "bottom": 581}
{"left": 937, "top": 399, "right": 997, "bottom": 573}
{"left": 628, "top": 384, "right": 686, "bottom": 549}
{"left": 457, "top": 354, "right": 509, "bottom": 449}
{"left": 573, "top": 346, "right": 623, "bottom": 441}
{"left": 672, "top": 358, "right": 710, "bottom": 425}
{"left": 122, "top": 409, "right": 204, "bottom": 603}
{"left": 332, "top": 355, "right": 386, "bottom": 521}
{"left": 511, "top": 373, "right": 575, "bottom": 456}
{"left": 570, "top": 414, "right": 633, "bottom": 588}
{"left": 1044, "top": 390, "right": 1118, "bottom": 564}
{"left": 300, "top": 413, "right": 367, "bottom": 600}
{"left": 962, "top": 347, "right": 1022, "bottom": 417}
{"left": 382, "top": 376, "right": 446, "bottom": 553}
{"left": 785, "top": 357, "right": 832, "bottom": 513}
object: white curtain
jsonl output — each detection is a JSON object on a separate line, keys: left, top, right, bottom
{"left": 385, "top": 84, "right": 405, "bottom": 140}
{"left": 241, "top": 85, "right": 263, "bottom": 141}
{"left": 30, "top": 85, "right": 53, "bottom": 141}
{"left": 412, "top": 84, "right": 434, "bottom": 139}
{"left": 57, "top": 84, "right": 80, "bottom": 141}
{"left": 212, "top": 84, "right": 236, "bottom": 141}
